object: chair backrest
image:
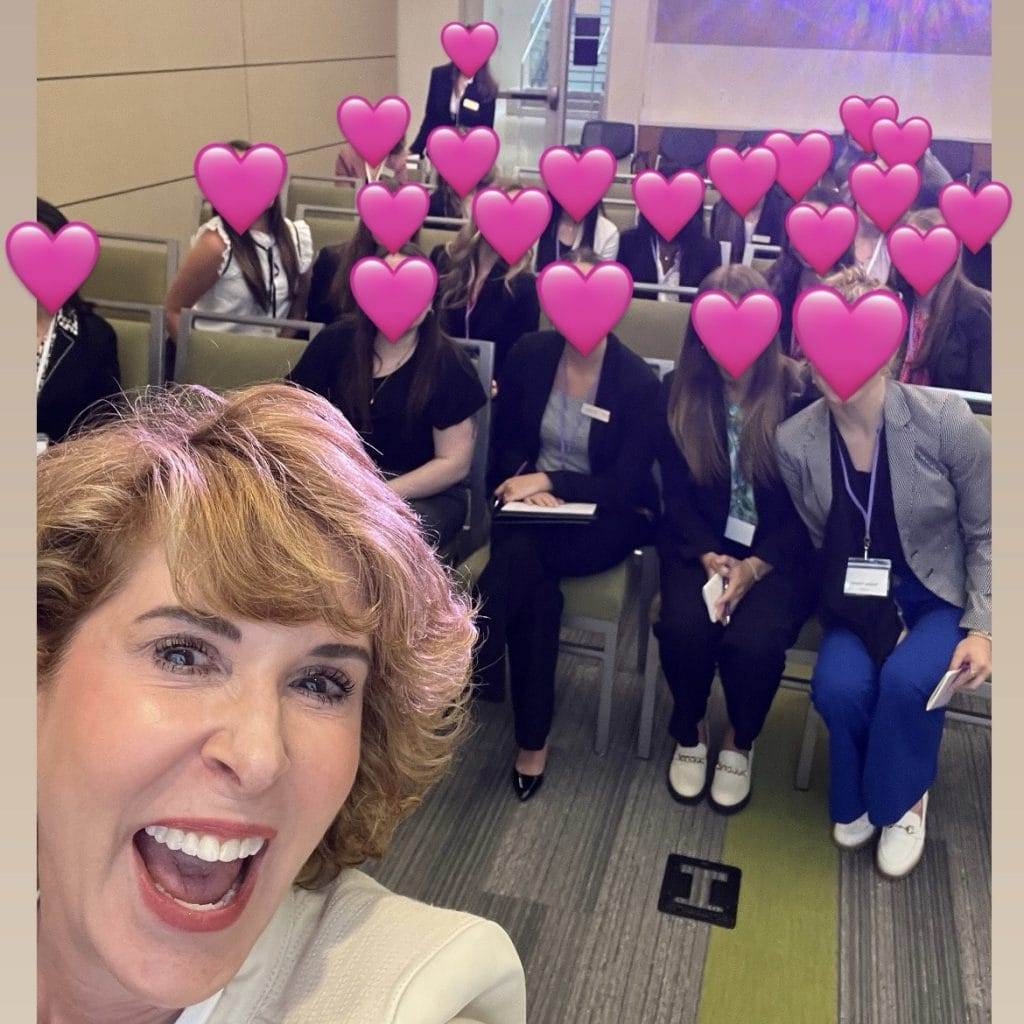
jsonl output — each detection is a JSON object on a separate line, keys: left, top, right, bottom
{"left": 286, "top": 176, "right": 360, "bottom": 218}
{"left": 174, "top": 309, "right": 321, "bottom": 390}
{"left": 295, "top": 204, "right": 361, "bottom": 252}
{"left": 581, "top": 120, "right": 636, "bottom": 160}
{"left": 603, "top": 198, "right": 637, "bottom": 234}
{"left": 82, "top": 233, "right": 179, "bottom": 307}
{"left": 742, "top": 241, "right": 782, "bottom": 269}
{"left": 455, "top": 338, "right": 495, "bottom": 552}
{"left": 89, "top": 299, "right": 167, "bottom": 389}
{"left": 614, "top": 295, "right": 691, "bottom": 361}
{"left": 420, "top": 225, "right": 460, "bottom": 258}
{"left": 658, "top": 127, "right": 718, "bottom": 170}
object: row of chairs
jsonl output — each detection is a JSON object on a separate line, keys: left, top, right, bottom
{"left": 96, "top": 299, "right": 993, "bottom": 768}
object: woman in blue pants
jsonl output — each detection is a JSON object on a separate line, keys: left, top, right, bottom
{"left": 776, "top": 267, "right": 991, "bottom": 879}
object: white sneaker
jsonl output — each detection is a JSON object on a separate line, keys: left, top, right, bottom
{"left": 709, "top": 748, "right": 753, "bottom": 813}
{"left": 667, "top": 742, "right": 708, "bottom": 803}
{"left": 876, "top": 793, "right": 928, "bottom": 879}
{"left": 832, "top": 812, "right": 878, "bottom": 850}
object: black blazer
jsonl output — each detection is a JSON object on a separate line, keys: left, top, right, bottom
{"left": 617, "top": 226, "right": 720, "bottom": 298}
{"left": 896, "top": 279, "right": 992, "bottom": 393}
{"left": 657, "top": 372, "right": 814, "bottom": 570}
{"left": 306, "top": 244, "right": 346, "bottom": 324}
{"left": 411, "top": 64, "right": 497, "bottom": 155}
{"left": 432, "top": 246, "right": 539, "bottom": 375}
{"left": 37, "top": 305, "right": 122, "bottom": 443}
{"left": 710, "top": 185, "right": 790, "bottom": 263}
{"left": 490, "top": 330, "right": 660, "bottom": 515}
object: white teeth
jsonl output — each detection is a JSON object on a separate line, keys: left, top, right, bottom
{"left": 143, "top": 827, "right": 266, "bottom": 862}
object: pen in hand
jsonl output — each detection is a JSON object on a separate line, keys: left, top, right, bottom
{"left": 492, "top": 460, "right": 530, "bottom": 513}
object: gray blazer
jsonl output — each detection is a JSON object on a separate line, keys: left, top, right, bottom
{"left": 776, "top": 381, "right": 991, "bottom": 634}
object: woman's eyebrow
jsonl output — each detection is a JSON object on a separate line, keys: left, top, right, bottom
{"left": 308, "top": 643, "right": 371, "bottom": 665}
{"left": 134, "top": 606, "right": 241, "bottom": 642}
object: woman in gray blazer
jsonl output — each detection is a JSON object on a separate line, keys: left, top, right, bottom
{"left": 776, "top": 267, "right": 991, "bottom": 879}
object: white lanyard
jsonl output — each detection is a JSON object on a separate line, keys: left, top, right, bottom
{"left": 36, "top": 316, "right": 57, "bottom": 396}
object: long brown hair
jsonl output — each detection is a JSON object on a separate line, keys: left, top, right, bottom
{"left": 892, "top": 206, "right": 991, "bottom": 375}
{"left": 451, "top": 59, "right": 498, "bottom": 102}
{"left": 214, "top": 139, "right": 301, "bottom": 315}
{"left": 437, "top": 178, "right": 532, "bottom": 311}
{"left": 326, "top": 178, "right": 421, "bottom": 322}
{"left": 667, "top": 264, "right": 800, "bottom": 488}
{"left": 335, "top": 243, "right": 468, "bottom": 431}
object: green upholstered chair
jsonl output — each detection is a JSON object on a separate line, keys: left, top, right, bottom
{"left": 83, "top": 233, "right": 179, "bottom": 308}
{"left": 89, "top": 300, "right": 167, "bottom": 390}
{"left": 286, "top": 176, "right": 360, "bottom": 218}
{"left": 614, "top": 294, "right": 692, "bottom": 361}
{"left": 296, "top": 205, "right": 361, "bottom": 252}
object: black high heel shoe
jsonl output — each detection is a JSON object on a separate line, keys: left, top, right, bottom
{"left": 511, "top": 766, "right": 544, "bottom": 802}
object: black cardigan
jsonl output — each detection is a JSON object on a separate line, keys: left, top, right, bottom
{"left": 490, "top": 330, "right": 660, "bottom": 515}
{"left": 895, "top": 279, "right": 992, "bottom": 393}
{"left": 656, "top": 372, "right": 814, "bottom": 570}
{"left": 431, "top": 246, "right": 539, "bottom": 375}
{"left": 617, "top": 226, "right": 721, "bottom": 298}
{"left": 37, "top": 305, "right": 122, "bottom": 442}
{"left": 710, "top": 185, "right": 790, "bottom": 263}
{"left": 411, "top": 64, "right": 497, "bottom": 155}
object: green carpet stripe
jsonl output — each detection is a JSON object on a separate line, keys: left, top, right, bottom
{"left": 697, "top": 689, "right": 838, "bottom": 1024}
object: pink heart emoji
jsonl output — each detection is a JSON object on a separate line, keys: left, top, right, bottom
{"left": 886, "top": 225, "right": 959, "bottom": 296}
{"left": 349, "top": 256, "right": 438, "bottom": 342}
{"left": 839, "top": 95, "right": 900, "bottom": 153}
{"left": 848, "top": 161, "right": 921, "bottom": 233}
{"left": 440, "top": 21, "right": 499, "bottom": 77}
{"left": 939, "top": 180, "right": 1013, "bottom": 254}
{"left": 706, "top": 146, "right": 779, "bottom": 217}
{"left": 426, "top": 127, "right": 500, "bottom": 198}
{"left": 871, "top": 117, "right": 932, "bottom": 168}
{"left": 473, "top": 187, "right": 552, "bottom": 265}
{"left": 762, "top": 131, "right": 834, "bottom": 202}
{"left": 794, "top": 287, "right": 908, "bottom": 401}
{"left": 356, "top": 183, "right": 430, "bottom": 254}
{"left": 5, "top": 221, "right": 100, "bottom": 314}
{"left": 784, "top": 203, "right": 857, "bottom": 275}
{"left": 336, "top": 95, "right": 411, "bottom": 169}
{"left": 631, "top": 170, "right": 705, "bottom": 242}
{"left": 536, "top": 261, "right": 634, "bottom": 356}
{"left": 691, "top": 290, "right": 782, "bottom": 380}
{"left": 539, "top": 146, "right": 617, "bottom": 222}
{"left": 194, "top": 142, "right": 288, "bottom": 234}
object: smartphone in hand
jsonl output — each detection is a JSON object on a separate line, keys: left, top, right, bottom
{"left": 702, "top": 572, "right": 726, "bottom": 624}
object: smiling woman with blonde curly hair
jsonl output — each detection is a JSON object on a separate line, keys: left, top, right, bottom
{"left": 36, "top": 382, "right": 526, "bottom": 1024}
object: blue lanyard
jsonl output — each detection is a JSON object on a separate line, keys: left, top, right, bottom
{"left": 836, "top": 426, "right": 882, "bottom": 559}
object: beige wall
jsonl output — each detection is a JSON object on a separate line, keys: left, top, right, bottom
{"left": 39, "top": 0, "right": 397, "bottom": 249}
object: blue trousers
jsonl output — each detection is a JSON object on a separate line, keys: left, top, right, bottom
{"left": 811, "top": 574, "right": 965, "bottom": 826}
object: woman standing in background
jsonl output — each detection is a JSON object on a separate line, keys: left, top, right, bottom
{"left": 411, "top": 60, "right": 498, "bottom": 156}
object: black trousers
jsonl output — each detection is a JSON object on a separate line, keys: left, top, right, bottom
{"left": 475, "top": 512, "right": 651, "bottom": 750}
{"left": 654, "top": 551, "right": 815, "bottom": 749}
{"left": 409, "top": 486, "right": 467, "bottom": 549}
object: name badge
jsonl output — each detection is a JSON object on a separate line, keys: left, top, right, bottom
{"left": 463, "top": 98, "right": 481, "bottom": 112}
{"left": 581, "top": 403, "right": 611, "bottom": 423}
{"left": 724, "top": 514, "right": 756, "bottom": 547}
{"left": 843, "top": 557, "right": 892, "bottom": 598}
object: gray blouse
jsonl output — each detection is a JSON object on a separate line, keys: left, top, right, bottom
{"left": 536, "top": 388, "right": 593, "bottom": 475}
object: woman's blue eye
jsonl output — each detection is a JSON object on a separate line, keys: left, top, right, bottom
{"left": 153, "top": 636, "right": 215, "bottom": 675}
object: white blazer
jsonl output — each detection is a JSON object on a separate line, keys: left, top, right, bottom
{"left": 202, "top": 870, "right": 526, "bottom": 1024}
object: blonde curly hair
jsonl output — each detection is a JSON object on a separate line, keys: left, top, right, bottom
{"left": 36, "top": 382, "right": 475, "bottom": 888}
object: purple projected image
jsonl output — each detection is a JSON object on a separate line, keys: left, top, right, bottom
{"left": 655, "top": 0, "right": 991, "bottom": 57}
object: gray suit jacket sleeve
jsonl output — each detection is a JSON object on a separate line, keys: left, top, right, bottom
{"left": 940, "top": 398, "right": 992, "bottom": 633}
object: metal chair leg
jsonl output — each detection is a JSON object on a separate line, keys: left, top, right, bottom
{"left": 638, "top": 627, "right": 659, "bottom": 759}
{"left": 595, "top": 625, "right": 617, "bottom": 756}
{"left": 795, "top": 696, "right": 819, "bottom": 791}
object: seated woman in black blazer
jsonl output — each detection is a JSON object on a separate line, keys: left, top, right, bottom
{"left": 411, "top": 60, "right": 498, "bottom": 156}
{"left": 765, "top": 184, "right": 855, "bottom": 357}
{"left": 617, "top": 210, "right": 720, "bottom": 301}
{"left": 35, "top": 199, "right": 122, "bottom": 443}
{"left": 474, "top": 248, "right": 661, "bottom": 801}
{"left": 890, "top": 207, "right": 991, "bottom": 393}
{"left": 433, "top": 187, "right": 539, "bottom": 377}
{"left": 656, "top": 264, "right": 817, "bottom": 813}
{"left": 287, "top": 245, "right": 487, "bottom": 548}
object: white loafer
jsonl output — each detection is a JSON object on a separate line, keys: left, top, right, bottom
{"left": 709, "top": 748, "right": 753, "bottom": 814}
{"left": 667, "top": 742, "right": 709, "bottom": 803}
{"left": 833, "top": 812, "right": 878, "bottom": 850}
{"left": 876, "top": 793, "right": 929, "bottom": 879}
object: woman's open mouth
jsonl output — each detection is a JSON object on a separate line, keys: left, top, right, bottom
{"left": 132, "top": 823, "right": 271, "bottom": 932}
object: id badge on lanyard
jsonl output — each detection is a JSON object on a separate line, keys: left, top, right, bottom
{"left": 838, "top": 426, "right": 891, "bottom": 598}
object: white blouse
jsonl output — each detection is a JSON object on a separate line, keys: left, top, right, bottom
{"left": 191, "top": 216, "right": 314, "bottom": 335}
{"left": 175, "top": 989, "right": 224, "bottom": 1024}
